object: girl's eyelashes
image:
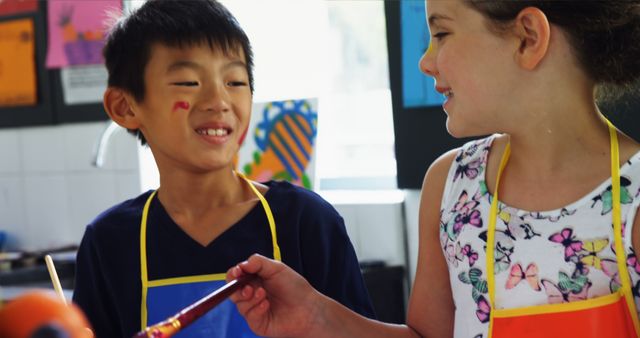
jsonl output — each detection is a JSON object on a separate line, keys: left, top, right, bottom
{"left": 171, "top": 81, "right": 199, "bottom": 87}
{"left": 432, "top": 32, "right": 450, "bottom": 41}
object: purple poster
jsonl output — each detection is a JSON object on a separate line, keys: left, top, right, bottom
{"left": 46, "top": 0, "right": 122, "bottom": 68}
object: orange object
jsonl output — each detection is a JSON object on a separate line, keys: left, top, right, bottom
{"left": 0, "top": 18, "right": 37, "bottom": 107}
{"left": 0, "top": 290, "right": 92, "bottom": 338}
{"left": 491, "top": 293, "right": 638, "bottom": 337}
{"left": 61, "top": 23, "right": 77, "bottom": 42}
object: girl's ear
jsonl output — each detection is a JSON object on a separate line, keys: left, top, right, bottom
{"left": 103, "top": 87, "right": 141, "bottom": 129}
{"left": 513, "top": 6, "right": 551, "bottom": 70}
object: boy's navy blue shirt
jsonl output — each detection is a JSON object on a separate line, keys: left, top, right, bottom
{"left": 73, "top": 180, "right": 375, "bottom": 337}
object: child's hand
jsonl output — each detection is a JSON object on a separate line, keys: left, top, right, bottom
{"left": 227, "top": 254, "right": 325, "bottom": 338}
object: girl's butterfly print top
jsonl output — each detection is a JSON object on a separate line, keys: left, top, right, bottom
{"left": 438, "top": 135, "right": 640, "bottom": 338}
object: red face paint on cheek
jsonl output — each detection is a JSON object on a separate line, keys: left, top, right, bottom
{"left": 238, "top": 127, "right": 249, "bottom": 145}
{"left": 172, "top": 101, "right": 190, "bottom": 112}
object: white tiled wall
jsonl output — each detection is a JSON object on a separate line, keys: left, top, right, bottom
{"left": 0, "top": 121, "right": 416, "bottom": 281}
{"left": 0, "top": 130, "right": 21, "bottom": 173}
{"left": 403, "top": 190, "right": 421, "bottom": 285}
{"left": 0, "top": 121, "right": 140, "bottom": 251}
{"left": 320, "top": 190, "right": 408, "bottom": 268}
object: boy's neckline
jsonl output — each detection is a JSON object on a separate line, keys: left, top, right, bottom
{"left": 153, "top": 180, "right": 276, "bottom": 249}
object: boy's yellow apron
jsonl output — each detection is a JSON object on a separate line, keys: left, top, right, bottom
{"left": 486, "top": 121, "right": 640, "bottom": 338}
{"left": 139, "top": 173, "right": 281, "bottom": 337}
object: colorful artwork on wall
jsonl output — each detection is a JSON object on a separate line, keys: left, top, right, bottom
{"left": 45, "top": 0, "right": 121, "bottom": 68}
{"left": 0, "top": 18, "right": 36, "bottom": 107}
{"left": 237, "top": 99, "right": 318, "bottom": 189}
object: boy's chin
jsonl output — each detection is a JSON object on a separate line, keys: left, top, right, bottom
{"left": 190, "top": 157, "right": 236, "bottom": 173}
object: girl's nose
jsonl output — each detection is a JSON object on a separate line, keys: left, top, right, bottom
{"left": 419, "top": 42, "right": 437, "bottom": 77}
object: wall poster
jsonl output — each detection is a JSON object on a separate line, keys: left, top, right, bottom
{"left": 237, "top": 98, "right": 318, "bottom": 189}
{"left": 0, "top": 18, "right": 36, "bottom": 107}
{"left": 46, "top": 0, "right": 121, "bottom": 68}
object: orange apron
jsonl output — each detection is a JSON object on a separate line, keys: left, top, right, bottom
{"left": 486, "top": 121, "right": 640, "bottom": 338}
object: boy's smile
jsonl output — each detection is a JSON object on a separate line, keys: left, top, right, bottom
{"left": 130, "top": 42, "right": 252, "bottom": 173}
{"left": 194, "top": 120, "right": 233, "bottom": 145}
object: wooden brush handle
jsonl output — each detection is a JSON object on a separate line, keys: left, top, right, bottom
{"left": 132, "top": 274, "right": 255, "bottom": 338}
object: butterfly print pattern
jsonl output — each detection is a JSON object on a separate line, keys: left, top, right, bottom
{"left": 548, "top": 228, "right": 583, "bottom": 262}
{"left": 627, "top": 249, "right": 640, "bottom": 275}
{"left": 590, "top": 177, "right": 633, "bottom": 215}
{"left": 450, "top": 191, "right": 483, "bottom": 238}
{"left": 541, "top": 274, "right": 591, "bottom": 304}
{"left": 475, "top": 295, "right": 491, "bottom": 324}
{"left": 438, "top": 136, "right": 640, "bottom": 338}
{"left": 453, "top": 142, "right": 489, "bottom": 182}
{"left": 462, "top": 244, "right": 479, "bottom": 267}
{"left": 459, "top": 268, "right": 489, "bottom": 303}
{"left": 506, "top": 263, "right": 541, "bottom": 291}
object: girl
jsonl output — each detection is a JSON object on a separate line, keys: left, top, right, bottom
{"left": 228, "top": 1, "right": 640, "bottom": 337}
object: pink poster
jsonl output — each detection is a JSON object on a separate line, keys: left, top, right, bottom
{"left": 46, "top": 0, "right": 122, "bottom": 68}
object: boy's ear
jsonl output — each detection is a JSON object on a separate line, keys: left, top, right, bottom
{"left": 103, "top": 87, "right": 141, "bottom": 129}
{"left": 513, "top": 7, "right": 550, "bottom": 70}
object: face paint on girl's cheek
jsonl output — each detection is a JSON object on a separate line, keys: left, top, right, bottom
{"left": 238, "top": 127, "right": 249, "bottom": 145}
{"left": 172, "top": 101, "right": 190, "bottom": 112}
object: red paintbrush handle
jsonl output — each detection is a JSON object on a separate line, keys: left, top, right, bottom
{"left": 132, "top": 274, "right": 255, "bottom": 338}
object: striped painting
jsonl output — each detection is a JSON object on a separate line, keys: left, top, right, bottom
{"left": 237, "top": 98, "right": 318, "bottom": 189}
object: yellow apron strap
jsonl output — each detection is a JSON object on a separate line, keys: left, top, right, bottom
{"left": 607, "top": 120, "right": 640, "bottom": 334}
{"left": 487, "top": 123, "right": 640, "bottom": 337}
{"left": 486, "top": 141, "right": 511, "bottom": 336}
{"left": 139, "top": 173, "right": 282, "bottom": 329}
{"left": 237, "top": 172, "right": 282, "bottom": 262}
{"left": 140, "top": 190, "right": 157, "bottom": 330}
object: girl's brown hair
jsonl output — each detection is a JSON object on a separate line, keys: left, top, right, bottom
{"left": 467, "top": 1, "right": 640, "bottom": 90}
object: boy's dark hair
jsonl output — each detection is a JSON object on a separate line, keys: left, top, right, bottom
{"left": 466, "top": 1, "right": 640, "bottom": 90}
{"left": 103, "top": 0, "right": 254, "bottom": 144}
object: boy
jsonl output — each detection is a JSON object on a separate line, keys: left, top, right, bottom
{"left": 72, "top": 1, "right": 374, "bottom": 337}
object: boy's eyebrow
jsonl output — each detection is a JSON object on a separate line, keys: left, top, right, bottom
{"left": 222, "top": 60, "right": 247, "bottom": 72}
{"left": 428, "top": 13, "right": 453, "bottom": 27}
{"left": 166, "top": 60, "right": 247, "bottom": 73}
{"left": 166, "top": 60, "right": 203, "bottom": 73}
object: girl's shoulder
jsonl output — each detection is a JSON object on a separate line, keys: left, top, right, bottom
{"left": 449, "top": 134, "right": 500, "bottom": 181}
{"left": 430, "top": 135, "right": 499, "bottom": 176}
{"left": 435, "top": 135, "right": 500, "bottom": 206}
{"left": 456, "top": 135, "right": 499, "bottom": 161}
